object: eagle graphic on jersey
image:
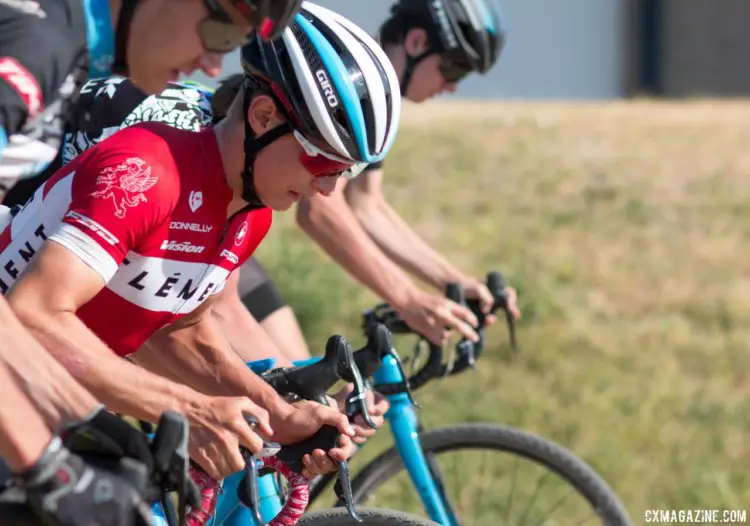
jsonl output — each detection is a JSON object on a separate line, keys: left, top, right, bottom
{"left": 90, "top": 157, "right": 158, "bottom": 218}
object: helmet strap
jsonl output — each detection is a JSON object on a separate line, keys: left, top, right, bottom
{"left": 113, "top": 0, "right": 138, "bottom": 75}
{"left": 240, "top": 91, "right": 293, "bottom": 208}
{"left": 400, "top": 49, "right": 433, "bottom": 96}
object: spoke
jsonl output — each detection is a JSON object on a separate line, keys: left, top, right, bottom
{"left": 529, "top": 488, "right": 574, "bottom": 526}
{"left": 502, "top": 455, "right": 520, "bottom": 521}
{"left": 516, "top": 469, "right": 552, "bottom": 525}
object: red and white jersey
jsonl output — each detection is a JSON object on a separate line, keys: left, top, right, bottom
{"left": 0, "top": 123, "right": 272, "bottom": 356}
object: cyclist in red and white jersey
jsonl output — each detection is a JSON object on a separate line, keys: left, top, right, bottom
{"left": 0, "top": 1, "right": 303, "bottom": 523}
{"left": 0, "top": 0, "right": 400, "bottom": 498}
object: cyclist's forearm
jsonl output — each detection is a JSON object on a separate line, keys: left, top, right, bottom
{"left": 146, "top": 314, "right": 290, "bottom": 414}
{"left": 212, "top": 272, "right": 296, "bottom": 365}
{"left": 297, "top": 191, "right": 419, "bottom": 309}
{"left": 353, "top": 195, "right": 463, "bottom": 290}
{"left": 9, "top": 303, "right": 202, "bottom": 423}
{"left": 0, "top": 297, "right": 99, "bottom": 429}
{"left": 0, "top": 364, "right": 54, "bottom": 473}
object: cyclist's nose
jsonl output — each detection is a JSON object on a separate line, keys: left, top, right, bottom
{"left": 313, "top": 176, "right": 338, "bottom": 196}
{"left": 201, "top": 53, "right": 224, "bottom": 77}
{"left": 443, "top": 82, "right": 458, "bottom": 94}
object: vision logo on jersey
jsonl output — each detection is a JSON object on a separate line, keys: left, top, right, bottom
{"left": 160, "top": 240, "right": 206, "bottom": 254}
{"left": 91, "top": 158, "right": 158, "bottom": 219}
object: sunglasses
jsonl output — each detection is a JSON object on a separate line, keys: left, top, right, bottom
{"left": 438, "top": 51, "right": 474, "bottom": 83}
{"left": 293, "top": 130, "right": 367, "bottom": 180}
{"left": 198, "top": 18, "right": 252, "bottom": 53}
{"left": 199, "top": 0, "right": 299, "bottom": 53}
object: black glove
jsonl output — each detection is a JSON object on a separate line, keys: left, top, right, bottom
{"left": 19, "top": 436, "right": 153, "bottom": 526}
{"left": 62, "top": 407, "right": 154, "bottom": 476}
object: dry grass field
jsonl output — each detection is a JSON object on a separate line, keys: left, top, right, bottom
{"left": 255, "top": 99, "right": 750, "bottom": 522}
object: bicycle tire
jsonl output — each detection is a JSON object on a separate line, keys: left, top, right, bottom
{"left": 347, "top": 423, "right": 632, "bottom": 526}
{"left": 299, "top": 506, "right": 441, "bottom": 525}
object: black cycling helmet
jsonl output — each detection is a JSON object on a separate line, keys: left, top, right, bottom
{"left": 113, "top": 0, "right": 302, "bottom": 75}
{"left": 390, "top": 0, "right": 506, "bottom": 92}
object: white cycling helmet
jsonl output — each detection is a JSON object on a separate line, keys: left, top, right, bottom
{"left": 241, "top": 1, "right": 401, "bottom": 166}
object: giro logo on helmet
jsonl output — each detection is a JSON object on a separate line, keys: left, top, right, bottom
{"left": 432, "top": 0, "right": 458, "bottom": 48}
{"left": 315, "top": 69, "right": 339, "bottom": 108}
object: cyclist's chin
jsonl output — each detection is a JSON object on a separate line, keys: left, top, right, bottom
{"left": 129, "top": 70, "right": 173, "bottom": 96}
{"left": 263, "top": 191, "right": 296, "bottom": 211}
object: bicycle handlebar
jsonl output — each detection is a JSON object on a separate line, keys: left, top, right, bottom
{"left": 362, "top": 271, "right": 517, "bottom": 392}
{"left": 236, "top": 333, "right": 377, "bottom": 524}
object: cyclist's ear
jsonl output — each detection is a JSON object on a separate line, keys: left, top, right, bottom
{"left": 404, "top": 27, "right": 429, "bottom": 57}
{"left": 247, "top": 94, "right": 285, "bottom": 135}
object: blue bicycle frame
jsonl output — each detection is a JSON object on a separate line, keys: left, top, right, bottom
{"left": 151, "top": 354, "right": 460, "bottom": 525}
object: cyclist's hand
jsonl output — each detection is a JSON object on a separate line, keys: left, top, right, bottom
{"left": 186, "top": 395, "right": 271, "bottom": 480}
{"left": 294, "top": 399, "right": 357, "bottom": 479}
{"left": 21, "top": 438, "right": 153, "bottom": 526}
{"left": 395, "top": 289, "right": 479, "bottom": 346}
{"left": 503, "top": 285, "right": 521, "bottom": 319}
{"left": 268, "top": 400, "right": 355, "bottom": 446}
{"left": 301, "top": 431, "right": 355, "bottom": 479}
{"left": 332, "top": 385, "right": 390, "bottom": 444}
{"left": 461, "top": 277, "right": 521, "bottom": 322}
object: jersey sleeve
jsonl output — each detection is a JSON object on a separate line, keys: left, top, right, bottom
{"left": 48, "top": 132, "right": 178, "bottom": 282}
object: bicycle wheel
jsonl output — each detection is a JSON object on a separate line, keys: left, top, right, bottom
{"left": 299, "top": 506, "right": 441, "bottom": 525}
{"left": 348, "top": 424, "right": 632, "bottom": 526}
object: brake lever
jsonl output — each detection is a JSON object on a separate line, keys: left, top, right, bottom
{"left": 445, "top": 282, "right": 474, "bottom": 374}
{"left": 237, "top": 447, "right": 265, "bottom": 526}
{"left": 392, "top": 346, "right": 421, "bottom": 409}
{"left": 148, "top": 411, "right": 195, "bottom": 526}
{"left": 336, "top": 338, "right": 376, "bottom": 429}
{"left": 334, "top": 462, "right": 361, "bottom": 523}
{"left": 487, "top": 272, "right": 518, "bottom": 352}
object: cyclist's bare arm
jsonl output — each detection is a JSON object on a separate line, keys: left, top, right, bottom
{"left": 209, "top": 271, "right": 295, "bottom": 366}
{"left": 7, "top": 241, "right": 214, "bottom": 423}
{"left": 8, "top": 241, "right": 274, "bottom": 477}
{"left": 135, "top": 283, "right": 354, "bottom": 447}
{"left": 297, "top": 180, "right": 478, "bottom": 345}
{"left": 0, "top": 363, "right": 55, "bottom": 473}
{"left": 134, "top": 284, "right": 289, "bottom": 404}
{"left": 296, "top": 179, "right": 420, "bottom": 311}
{"left": 0, "top": 296, "right": 99, "bottom": 429}
{"left": 345, "top": 168, "right": 468, "bottom": 291}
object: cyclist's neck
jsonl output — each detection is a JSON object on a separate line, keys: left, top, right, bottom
{"left": 212, "top": 123, "right": 265, "bottom": 213}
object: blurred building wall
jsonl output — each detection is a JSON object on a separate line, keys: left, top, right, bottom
{"left": 190, "top": 0, "right": 629, "bottom": 100}
{"left": 659, "top": 0, "right": 750, "bottom": 96}
{"left": 189, "top": 0, "right": 750, "bottom": 99}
